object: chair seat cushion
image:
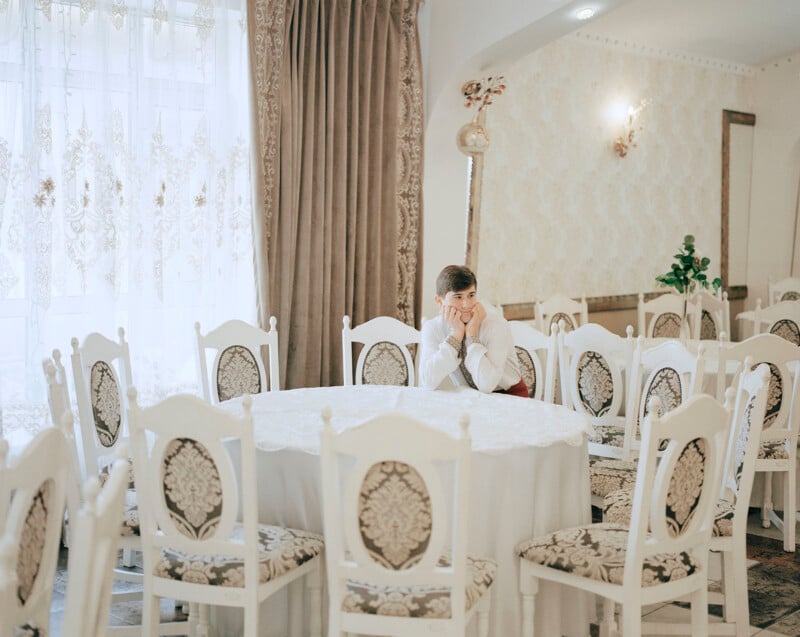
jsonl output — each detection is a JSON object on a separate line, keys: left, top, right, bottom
{"left": 758, "top": 441, "right": 788, "bottom": 460}
{"left": 589, "top": 458, "right": 637, "bottom": 498}
{"left": 99, "top": 459, "right": 136, "bottom": 490}
{"left": 588, "top": 424, "right": 625, "bottom": 448}
{"left": 603, "top": 487, "right": 735, "bottom": 537}
{"left": 341, "top": 554, "right": 496, "bottom": 618}
{"left": 155, "top": 523, "right": 323, "bottom": 587}
{"left": 515, "top": 523, "right": 698, "bottom": 587}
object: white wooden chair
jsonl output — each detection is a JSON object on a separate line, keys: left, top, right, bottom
{"left": 508, "top": 321, "right": 558, "bottom": 401}
{"left": 0, "top": 428, "right": 69, "bottom": 637}
{"left": 128, "top": 389, "right": 324, "bottom": 637}
{"left": 71, "top": 330, "right": 187, "bottom": 633}
{"left": 558, "top": 322, "right": 637, "bottom": 460}
{"left": 195, "top": 316, "right": 280, "bottom": 402}
{"left": 535, "top": 293, "right": 588, "bottom": 333}
{"left": 637, "top": 292, "right": 697, "bottom": 339}
{"left": 769, "top": 276, "right": 800, "bottom": 304}
{"left": 716, "top": 333, "right": 800, "bottom": 551}
{"left": 589, "top": 338, "right": 705, "bottom": 500}
{"left": 752, "top": 299, "right": 800, "bottom": 345}
{"left": 62, "top": 456, "right": 131, "bottom": 637}
{"left": 517, "top": 394, "right": 729, "bottom": 637}
{"left": 341, "top": 315, "right": 421, "bottom": 386}
{"left": 690, "top": 288, "right": 731, "bottom": 341}
{"left": 320, "top": 409, "right": 494, "bottom": 637}
{"left": 601, "top": 363, "right": 770, "bottom": 637}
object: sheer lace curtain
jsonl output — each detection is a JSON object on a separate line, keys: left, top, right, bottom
{"left": 0, "top": 0, "right": 254, "bottom": 435}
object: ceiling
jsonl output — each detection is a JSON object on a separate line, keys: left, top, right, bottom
{"left": 576, "top": 0, "right": 800, "bottom": 66}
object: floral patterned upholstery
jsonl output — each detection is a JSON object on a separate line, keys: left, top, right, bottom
{"left": 602, "top": 487, "right": 735, "bottom": 537}
{"left": 90, "top": 360, "right": 121, "bottom": 447}
{"left": 550, "top": 313, "right": 575, "bottom": 332}
{"left": 516, "top": 523, "right": 697, "bottom": 587}
{"left": 341, "top": 554, "right": 496, "bottom": 618}
{"left": 758, "top": 441, "right": 789, "bottom": 460}
{"left": 700, "top": 310, "right": 717, "bottom": 340}
{"left": 216, "top": 345, "right": 262, "bottom": 402}
{"left": 587, "top": 424, "right": 625, "bottom": 448}
{"left": 162, "top": 438, "right": 223, "bottom": 540}
{"left": 155, "top": 524, "right": 324, "bottom": 586}
{"left": 753, "top": 362, "right": 782, "bottom": 429}
{"left": 99, "top": 459, "right": 136, "bottom": 490}
{"left": 362, "top": 342, "right": 409, "bottom": 386}
{"left": 119, "top": 491, "right": 140, "bottom": 537}
{"left": 652, "top": 312, "right": 683, "bottom": 338}
{"left": 576, "top": 351, "right": 614, "bottom": 417}
{"left": 780, "top": 291, "right": 800, "bottom": 301}
{"left": 732, "top": 397, "right": 757, "bottom": 490}
{"left": 666, "top": 438, "right": 708, "bottom": 537}
{"left": 359, "top": 461, "right": 431, "bottom": 569}
{"left": 589, "top": 458, "right": 636, "bottom": 498}
{"left": 16, "top": 480, "right": 51, "bottom": 604}
{"left": 769, "top": 319, "right": 800, "bottom": 346}
{"left": 644, "top": 368, "right": 682, "bottom": 421}
{"left": 515, "top": 346, "right": 537, "bottom": 398}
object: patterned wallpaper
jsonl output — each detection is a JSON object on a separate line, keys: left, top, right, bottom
{"left": 477, "top": 35, "right": 754, "bottom": 305}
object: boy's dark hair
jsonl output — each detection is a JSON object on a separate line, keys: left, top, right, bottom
{"left": 436, "top": 265, "right": 477, "bottom": 297}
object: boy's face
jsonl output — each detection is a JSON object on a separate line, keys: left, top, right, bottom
{"left": 436, "top": 285, "right": 478, "bottom": 324}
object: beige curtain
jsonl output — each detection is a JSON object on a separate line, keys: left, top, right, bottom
{"left": 248, "top": 0, "right": 423, "bottom": 388}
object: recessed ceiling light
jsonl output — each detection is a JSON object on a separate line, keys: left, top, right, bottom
{"left": 575, "top": 7, "right": 595, "bottom": 20}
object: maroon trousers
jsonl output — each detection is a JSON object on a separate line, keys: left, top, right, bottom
{"left": 495, "top": 378, "right": 529, "bottom": 398}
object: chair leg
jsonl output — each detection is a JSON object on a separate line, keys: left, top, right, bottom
{"left": 762, "top": 473, "right": 773, "bottom": 528}
{"left": 121, "top": 547, "right": 136, "bottom": 567}
{"left": 690, "top": 587, "right": 709, "bottom": 637}
{"left": 731, "top": 547, "right": 750, "bottom": 637}
{"left": 599, "top": 598, "right": 617, "bottom": 637}
{"left": 307, "top": 565, "right": 323, "bottom": 637}
{"left": 197, "top": 604, "right": 211, "bottom": 637}
{"left": 188, "top": 601, "right": 199, "bottom": 637}
{"left": 783, "top": 470, "right": 795, "bottom": 552}
{"left": 720, "top": 550, "right": 735, "bottom": 623}
{"left": 519, "top": 574, "right": 538, "bottom": 637}
{"left": 620, "top": 603, "right": 641, "bottom": 637}
{"left": 142, "top": 592, "right": 161, "bottom": 637}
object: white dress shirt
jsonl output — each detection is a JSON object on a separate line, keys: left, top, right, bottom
{"left": 418, "top": 312, "right": 522, "bottom": 393}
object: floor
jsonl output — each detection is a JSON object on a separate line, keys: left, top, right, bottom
{"left": 44, "top": 510, "right": 800, "bottom": 637}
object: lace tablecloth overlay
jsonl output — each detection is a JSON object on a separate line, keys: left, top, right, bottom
{"left": 220, "top": 385, "right": 592, "bottom": 454}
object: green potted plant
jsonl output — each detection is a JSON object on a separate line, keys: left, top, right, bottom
{"left": 656, "top": 234, "right": 722, "bottom": 294}
{"left": 655, "top": 234, "right": 722, "bottom": 328}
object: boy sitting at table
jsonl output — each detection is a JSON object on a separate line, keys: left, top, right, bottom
{"left": 419, "top": 264, "right": 528, "bottom": 397}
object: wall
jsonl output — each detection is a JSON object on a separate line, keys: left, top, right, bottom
{"left": 476, "top": 35, "right": 754, "bottom": 308}
{"left": 747, "top": 53, "right": 800, "bottom": 307}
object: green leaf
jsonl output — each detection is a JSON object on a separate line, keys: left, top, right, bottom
{"left": 700, "top": 257, "right": 710, "bottom": 267}
{"left": 683, "top": 234, "right": 695, "bottom": 245}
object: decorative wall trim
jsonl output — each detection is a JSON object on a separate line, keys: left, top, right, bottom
{"left": 570, "top": 31, "right": 756, "bottom": 76}
{"left": 501, "top": 286, "right": 748, "bottom": 320}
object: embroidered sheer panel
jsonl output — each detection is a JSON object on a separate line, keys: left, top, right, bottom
{"left": 0, "top": 1, "right": 255, "bottom": 431}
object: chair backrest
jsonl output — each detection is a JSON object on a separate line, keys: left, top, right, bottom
{"left": 341, "top": 315, "right": 421, "bottom": 386}
{"left": 719, "top": 362, "right": 769, "bottom": 534}
{"left": 508, "top": 321, "right": 558, "bottom": 401}
{"left": 535, "top": 293, "right": 588, "bottom": 334}
{"left": 61, "top": 457, "right": 129, "bottom": 637}
{"left": 195, "top": 317, "right": 280, "bottom": 402}
{"left": 70, "top": 328, "right": 133, "bottom": 486}
{"left": 637, "top": 292, "right": 697, "bottom": 339}
{"left": 558, "top": 322, "right": 635, "bottom": 424}
{"left": 42, "top": 349, "right": 71, "bottom": 428}
{"left": 0, "top": 428, "right": 69, "bottom": 637}
{"left": 321, "top": 409, "right": 472, "bottom": 626}
{"left": 690, "top": 289, "right": 730, "bottom": 341}
{"left": 625, "top": 339, "right": 705, "bottom": 457}
{"left": 624, "top": 394, "right": 728, "bottom": 587}
{"left": 769, "top": 276, "right": 800, "bottom": 304}
{"left": 752, "top": 299, "right": 800, "bottom": 345}
{"left": 128, "top": 389, "right": 262, "bottom": 581}
{"left": 717, "top": 333, "right": 800, "bottom": 442}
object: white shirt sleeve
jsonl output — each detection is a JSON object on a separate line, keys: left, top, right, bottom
{"left": 418, "top": 316, "right": 461, "bottom": 389}
{"left": 463, "top": 313, "right": 519, "bottom": 393}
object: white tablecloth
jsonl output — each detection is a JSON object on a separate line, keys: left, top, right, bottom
{"left": 216, "top": 385, "right": 594, "bottom": 637}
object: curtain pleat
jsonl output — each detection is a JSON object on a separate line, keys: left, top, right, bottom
{"left": 249, "top": 0, "right": 423, "bottom": 388}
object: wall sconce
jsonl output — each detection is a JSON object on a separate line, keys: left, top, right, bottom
{"left": 613, "top": 99, "right": 650, "bottom": 158}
